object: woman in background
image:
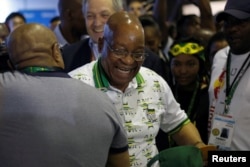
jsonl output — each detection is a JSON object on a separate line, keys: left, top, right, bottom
{"left": 156, "top": 37, "right": 210, "bottom": 151}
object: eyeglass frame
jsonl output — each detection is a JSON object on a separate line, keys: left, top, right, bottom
{"left": 104, "top": 38, "right": 147, "bottom": 61}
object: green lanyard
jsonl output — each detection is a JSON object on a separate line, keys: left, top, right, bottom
{"left": 175, "top": 81, "right": 199, "bottom": 118}
{"left": 20, "top": 66, "right": 63, "bottom": 73}
{"left": 225, "top": 51, "right": 250, "bottom": 114}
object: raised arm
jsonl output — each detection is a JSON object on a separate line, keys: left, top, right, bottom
{"left": 152, "top": 0, "right": 169, "bottom": 46}
{"left": 191, "top": 0, "right": 216, "bottom": 32}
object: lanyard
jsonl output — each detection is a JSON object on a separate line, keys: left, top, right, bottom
{"left": 19, "top": 66, "right": 63, "bottom": 73}
{"left": 175, "top": 81, "right": 199, "bottom": 118}
{"left": 225, "top": 51, "right": 250, "bottom": 113}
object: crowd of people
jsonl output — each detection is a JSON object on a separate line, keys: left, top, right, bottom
{"left": 0, "top": 0, "right": 249, "bottom": 166}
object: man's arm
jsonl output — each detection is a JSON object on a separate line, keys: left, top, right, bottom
{"left": 172, "top": 122, "right": 216, "bottom": 162}
{"left": 106, "top": 151, "right": 130, "bottom": 167}
{"left": 172, "top": 122, "right": 204, "bottom": 146}
{"left": 191, "top": 0, "right": 216, "bottom": 32}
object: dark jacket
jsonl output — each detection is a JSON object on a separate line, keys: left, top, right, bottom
{"left": 61, "top": 38, "right": 92, "bottom": 73}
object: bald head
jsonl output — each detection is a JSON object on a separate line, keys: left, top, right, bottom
{"left": 7, "top": 23, "right": 64, "bottom": 69}
{"left": 104, "top": 11, "right": 144, "bottom": 40}
{"left": 100, "top": 11, "right": 145, "bottom": 91}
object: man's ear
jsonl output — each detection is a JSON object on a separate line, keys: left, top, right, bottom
{"left": 52, "top": 43, "right": 65, "bottom": 69}
{"left": 98, "top": 37, "right": 104, "bottom": 53}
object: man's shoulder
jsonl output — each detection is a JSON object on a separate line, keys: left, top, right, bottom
{"left": 69, "top": 61, "right": 95, "bottom": 74}
{"left": 0, "top": 71, "right": 28, "bottom": 82}
{"left": 61, "top": 38, "right": 92, "bottom": 72}
{"left": 68, "top": 61, "right": 96, "bottom": 84}
{"left": 139, "top": 66, "right": 167, "bottom": 85}
{"left": 140, "top": 66, "right": 163, "bottom": 77}
{"left": 213, "top": 46, "right": 229, "bottom": 63}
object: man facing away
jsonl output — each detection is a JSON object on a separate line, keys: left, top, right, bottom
{"left": 0, "top": 23, "right": 130, "bottom": 167}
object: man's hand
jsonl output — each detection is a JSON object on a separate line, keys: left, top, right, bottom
{"left": 198, "top": 145, "right": 217, "bottom": 166}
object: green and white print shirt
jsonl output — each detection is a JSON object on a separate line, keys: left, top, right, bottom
{"left": 69, "top": 60, "right": 189, "bottom": 167}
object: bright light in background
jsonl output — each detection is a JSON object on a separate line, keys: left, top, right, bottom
{"left": 0, "top": 0, "right": 58, "bottom": 23}
{"left": 0, "top": 0, "right": 12, "bottom": 22}
{"left": 0, "top": 0, "right": 25, "bottom": 22}
{"left": 183, "top": 1, "right": 226, "bottom": 16}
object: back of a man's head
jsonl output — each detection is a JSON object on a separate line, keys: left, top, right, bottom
{"left": 7, "top": 23, "right": 64, "bottom": 70}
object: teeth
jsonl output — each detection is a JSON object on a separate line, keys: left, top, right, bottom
{"left": 118, "top": 68, "right": 131, "bottom": 73}
{"left": 94, "top": 29, "right": 103, "bottom": 33}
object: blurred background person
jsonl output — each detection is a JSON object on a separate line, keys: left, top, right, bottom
{"left": 205, "top": 31, "right": 228, "bottom": 73}
{"left": 0, "top": 23, "right": 11, "bottom": 72}
{"left": 61, "top": 0, "right": 124, "bottom": 72}
{"left": 0, "top": 23, "right": 9, "bottom": 44}
{"left": 156, "top": 37, "right": 210, "bottom": 151}
{"left": 127, "top": 0, "right": 153, "bottom": 17}
{"left": 139, "top": 14, "right": 170, "bottom": 82}
{"left": 49, "top": 16, "right": 61, "bottom": 31}
{"left": 55, "top": 0, "right": 87, "bottom": 46}
{"left": 5, "top": 12, "right": 26, "bottom": 32}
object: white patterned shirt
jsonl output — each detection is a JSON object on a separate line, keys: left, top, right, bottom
{"left": 69, "top": 60, "right": 188, "bottom": 167}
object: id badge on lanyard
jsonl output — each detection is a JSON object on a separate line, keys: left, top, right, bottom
{"left": 208, "top": 114, "right": 235, "bottom": 150}
{"left": 208, "top": 51, "right": 250, "bottom": 150}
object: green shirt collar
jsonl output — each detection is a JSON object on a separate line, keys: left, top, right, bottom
{"left": 19, "top": 66, "right": 64, "bottom": 73}
{"left": 92, "top": 60, "right": 145, "bottom": 91}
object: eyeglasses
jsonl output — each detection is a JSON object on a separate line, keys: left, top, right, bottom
{"left": 104, "top": 38, "right": 147, "bottom": 61}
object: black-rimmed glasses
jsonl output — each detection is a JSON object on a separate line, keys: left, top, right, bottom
{"left": 104, "top": 38, "right": 147, "bottom": 61}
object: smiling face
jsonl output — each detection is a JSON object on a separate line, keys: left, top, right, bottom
{"left": 100, "top": 12, "right": 145, "bottom": 91}
{"left": 171, "top": 54, "right": 200, "bottom": 87}
{"left": 83, "top": 0, "right": 116, "bottom": 43}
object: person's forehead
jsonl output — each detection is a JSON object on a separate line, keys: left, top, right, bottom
{"left": 9, "top": 16, "right": 25, "bottom": 23}
{"left": 172, "top": 54, "right": 198, "bottom": 61}
{"left": 86, "top": 0, "right": 113, "bottom": 10}
{"left": 129, "top": 1, "right": 142, "bottom": 7}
